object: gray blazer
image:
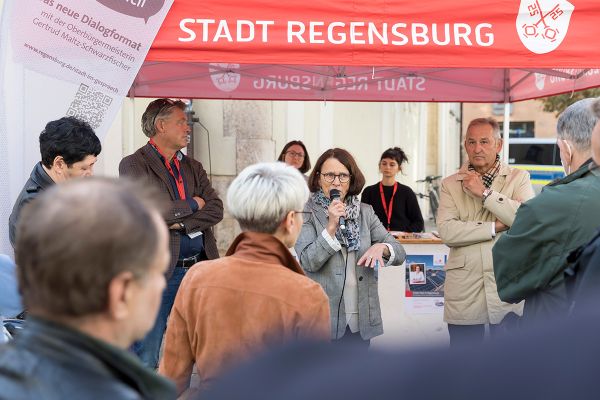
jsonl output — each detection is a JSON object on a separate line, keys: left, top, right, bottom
{"left": 295, "top": 197, "right": 405, "bottom": 340}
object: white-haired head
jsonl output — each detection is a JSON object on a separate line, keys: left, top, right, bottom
{"left": 557, "top": 98, "right": 598, "bottom": 153}
{"left": 227, "top": 162, "right": 309, "bottom": 234}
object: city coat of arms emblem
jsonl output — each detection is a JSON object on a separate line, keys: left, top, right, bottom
{"left": 516, "top": 0, "right": 575, "bottom": 54}
{"left": 209, "top": 63, "right": 241, "bottom": 92}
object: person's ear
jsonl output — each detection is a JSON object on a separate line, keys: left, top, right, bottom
{"left": 557, "top": 139, "right": 572, "bottom": 161}
{"left": 495, "top": 137, "right": 504, "bottom": 153}
{"left": 52, "top": 156, "right": 66, "bottom": 170}
{"left": 154, "top": 118, "right": 165, "bottom": 135}
{"left": 107, "top": 271, "right": 135, "bottom": 321}
{"left": 284, "top": 211, "right": 296, "bottom": 234}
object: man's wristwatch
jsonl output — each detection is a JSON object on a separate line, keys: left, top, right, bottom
{"left": 482, "top": 188, "right": 493, "bottom": 203}
{"left": 178, "top": 222, "right": 185, "bottom": 230}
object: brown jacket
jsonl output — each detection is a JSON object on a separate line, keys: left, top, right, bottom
{"left": 119, "top": 144, "right": 223, "bottom": 276}
{"left": 158, "top": 232, "right": 330, "bottom": 394}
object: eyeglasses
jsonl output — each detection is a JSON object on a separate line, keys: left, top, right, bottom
{"left": 152, "top": 98, "right": 177, "bottom": 128}
{"left": 319, "top": 172, "right": 351, "bottom": 183}
{"left": 285, "top": 151, "right": 305, "bottom": 159}
{"left": 294, "top": 211, "right": 312, "bottom": 218}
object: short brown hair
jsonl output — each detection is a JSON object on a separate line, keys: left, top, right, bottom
{"left": 277, "top": 140, "right": 312, "bottom": 174}
{"left": 308, "top": 148, "right": 366, "bottom": 196}
{"left": 141, "top": 98, "right": 187, "bottom": 138}
{"left": 15, "top": 178, "right": 165, "bottom": 317}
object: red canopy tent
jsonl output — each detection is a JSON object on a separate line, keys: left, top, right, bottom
{"left": 131, "top": 0, "right": 600, "bottom": 102}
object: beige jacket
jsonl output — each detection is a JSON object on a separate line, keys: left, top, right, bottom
{"left": 437, "top": 163, "right": 534, "bottom": 325}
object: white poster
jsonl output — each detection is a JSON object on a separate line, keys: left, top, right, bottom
{"left": 0, "top": 0, "right": 173, "bottom": 254}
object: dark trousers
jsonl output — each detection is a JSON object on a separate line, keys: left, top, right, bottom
{"left": 334, "top": 326, "right": 370, "bottom": 350}
{"left": 447, "top": 323, "right": 504, "bottom": 347}
{"left": 132, "top": 265, "right": 188, "bottom": 369}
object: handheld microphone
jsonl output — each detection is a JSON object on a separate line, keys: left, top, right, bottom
{"left": 329, "top": 189, "right": 346, "bottom": 231}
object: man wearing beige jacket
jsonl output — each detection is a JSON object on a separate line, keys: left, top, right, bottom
{"left": 437, "top": 117, "right": 534, "bottom": 347}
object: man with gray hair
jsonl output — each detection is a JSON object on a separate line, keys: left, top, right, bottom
{"left": 437, "top": 117, "right": 534, "bottom": 346}
{"left": 493, "top": 98, "right": 600, "bottom": 324}
{"left": 159, "top": 162, "right": 330, "bottom": 397}
{"left": 120, "top": 98, "right": 223, "bottom": 369}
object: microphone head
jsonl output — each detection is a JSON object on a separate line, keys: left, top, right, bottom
{"left": 329, "top": 189, "right": 341, "bottom": 201}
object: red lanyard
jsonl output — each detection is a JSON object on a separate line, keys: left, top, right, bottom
{"left": 379, "top": 182, "right": 398, "bottom": 231}
{"left": 149, "top": 139, "right": 186, "bottom": 200}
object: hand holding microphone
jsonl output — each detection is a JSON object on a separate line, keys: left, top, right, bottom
{"left": 326, "top": 189, "right": 347, "bottom": 237}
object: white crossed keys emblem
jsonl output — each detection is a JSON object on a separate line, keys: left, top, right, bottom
{"left": 516, "top": 0, "right": 574, "bottom": 54}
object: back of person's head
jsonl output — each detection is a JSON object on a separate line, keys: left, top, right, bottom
{"left": 39, "top": 117, "right": 101, "bottom": 168}
{"left": 557, "top": 98, "right": 598, "bottom": 153}
{"left": 380, "top": 147, "right": 409, "bottom": 166}
{"left": 227, "top": 162, "right": 309, "bottom": 234}
{"left": 15, "top": 178, "right": 165, "bottom": 319}
{"left": 141, "top": 98, "right": 187, "bottom": 138}
{"left": 277, "top": 140, "right": 312, "bottom": 173}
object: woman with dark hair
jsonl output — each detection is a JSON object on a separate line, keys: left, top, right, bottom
{"left": 361, "top": 147, "right": 424, "bottom": 233}
{"left": 296, "top": 148, "right": 405, "bottom": 346}
{"left": 277, "top": 140, "right": 311, "bottom": 175}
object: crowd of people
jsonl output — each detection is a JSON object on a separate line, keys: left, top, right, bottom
{"left": 1, "top": 96, "right": 600, "bottom": 399}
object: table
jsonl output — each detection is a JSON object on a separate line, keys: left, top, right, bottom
{"left": 372, "top": 235, "right": 450, "bottom": 349}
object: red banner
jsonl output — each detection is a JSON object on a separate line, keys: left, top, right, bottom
{"left": 133, "top": 0, "right": 600, "bottom": 101}
{"left": 148, "top": 0, "right": 599, "bottom": 68}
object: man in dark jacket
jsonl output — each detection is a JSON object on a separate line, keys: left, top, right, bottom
{"left": 8, "top": 116, "right": 101, "bottom": 248}
{"left": 493, "top": 98, "right": 600, "bottom": 324}
{"left": 120, "top": 98, "right": 223, "bottom": 369}
{"left": 567, "top": 98, "right": 600, "bottom": 312}
{"left": 0, "top": 178, "right": 176, "bottom": 400}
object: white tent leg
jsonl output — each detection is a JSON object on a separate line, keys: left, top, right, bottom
{"left": 503, "top": 102, "right": 510, "bottom": 164}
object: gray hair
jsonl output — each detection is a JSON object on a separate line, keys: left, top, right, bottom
{"left": 556, "top": 98, "right": 597, "bottom": 152}
{"left": 591, "top": 98, "right": 600, "bottom": 120}
{"left": 227, "top": 162, "right": 310, "bottom": 234}
{"left": 141, "top": 98, "right": 186, "bottom": 138}
{"left": 466, "top": 117, "right": 501, "bottom": 140}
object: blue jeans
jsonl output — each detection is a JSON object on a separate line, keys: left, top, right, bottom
{"left": 132, "top": 266, "right": 187, "bottom": 369}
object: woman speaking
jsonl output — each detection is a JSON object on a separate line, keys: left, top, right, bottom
{"left": 295, "top": 148, "right": 405, "bottom": 346}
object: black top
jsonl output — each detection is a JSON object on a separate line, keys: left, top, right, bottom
{"left": 8, "top": 162, "right": 55, "bottom": 248}
{"left": 361, "top": 182, "right": 424, "bottom": 232}
{"left": 0, "top": 317, "right": 176, "bottom": 400}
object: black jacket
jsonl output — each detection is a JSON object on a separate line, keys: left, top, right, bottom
{"left": 566, "top": 229, "right": 600, "bottom": 313}
{"left": 0, "top": 317, "right": 175, "bottom": 400}
{"left": 8, "top": 162, "right": 55, "bottom": 248}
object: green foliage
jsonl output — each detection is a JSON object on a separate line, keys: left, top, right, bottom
{"left": 538, "top": 89, "right": 600, "bottom": 115}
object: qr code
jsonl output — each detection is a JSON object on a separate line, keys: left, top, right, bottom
{"left": 66, "top": 84, "right": 113, "bottom": 129}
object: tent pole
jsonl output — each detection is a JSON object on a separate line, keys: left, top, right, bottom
{"left": 502, "top": 68, "right": 510, "bottom": 165}
{"left": 503, "top": 102, "right": 510, "bottom": 164}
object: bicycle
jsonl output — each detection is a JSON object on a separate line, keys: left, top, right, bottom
{"left": 416, "top": 175, "right": 442, "bottom": 223}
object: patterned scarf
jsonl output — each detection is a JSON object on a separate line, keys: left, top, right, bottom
{"left": 468, "top": 154, "right": 501, "bottom": 188}
{"left": 312, "top": 189, "right": 361, "bottom": 251}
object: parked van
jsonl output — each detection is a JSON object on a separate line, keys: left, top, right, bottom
{"left": 508, "top": 138, "right": 565, "bottom": 192}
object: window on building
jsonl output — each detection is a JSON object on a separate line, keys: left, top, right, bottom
{"left": 499, "top": 121, "right": 535, "bottom": 138}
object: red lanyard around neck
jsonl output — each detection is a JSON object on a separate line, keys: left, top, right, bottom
{"left": 379, "top": 182, "right": 398, "bottom": 231}
{"left": 149, "top": 139, "right": 186, "bottom": 200}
